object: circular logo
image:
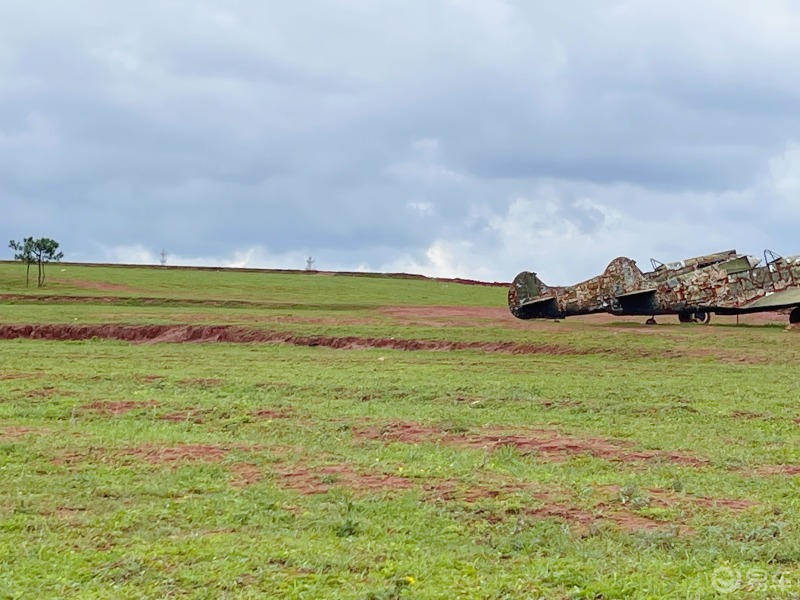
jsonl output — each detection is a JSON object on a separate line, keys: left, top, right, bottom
{"left": 712, "top": 566, "right": 741, "bottom": 594}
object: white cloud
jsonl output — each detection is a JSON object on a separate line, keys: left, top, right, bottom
{"left": 767, "top": 142, "right": 800, "bottom": 197}
{"left": 94, "top": 244, "right": 310, "bottom": 271}
{"left": 408, "top": 201, "right": 435, "bottom": 216}
{"left": 381, "top": 240, "right": 495, "bottom": 280}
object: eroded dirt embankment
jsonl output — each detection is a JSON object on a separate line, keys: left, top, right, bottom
{"left": 0, "top": 324, "right": 599, "bottom": 355}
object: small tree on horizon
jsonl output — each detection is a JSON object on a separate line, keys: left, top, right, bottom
{"left": 9, "top": 237, "right": 35, "bottom": 287}
{"left": 9, "top": 237, "right": 63, "bottom": 287}
{"left": 32, "top": 238, "right": 63, "bottom": 287}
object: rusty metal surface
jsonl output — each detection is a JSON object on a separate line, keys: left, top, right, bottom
{"left": 509, "top": 250, "right": 800, "bottom": 323}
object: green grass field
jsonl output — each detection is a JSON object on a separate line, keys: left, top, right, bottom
{"left": 1, "top": 262, "right": 799, "bottom": 598}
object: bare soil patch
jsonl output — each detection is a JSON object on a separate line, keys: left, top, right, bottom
{"left": 274, "top": 464, "right": 415, "bottom": 496}
{"left": 229, "top": 463, "right": 262, "bottom": 488}
{"left": 135, "top": 374, "right": 165, "bottom": 383}
{"left": 158, "top": 410, "right": 204, "bottom": 423}
{"left": 251, "top": 408, "right": 294, "bottom": 420}
{"left": 514, "top": 502, "right": 684, "bottom": 535}
{"left": 0, "top": 426, "right": 48, "bottom": 440}
{"left": 600, "top": 485, "right": 756, "bottom": 513}
{"left": 750, "top": 464, "right": 800, "bottom": 476}
{"left": 54, "top": 443, "right": 280, "bottom": 468}
{"left": 355, "top": 421, "right": 708, "bottom": 467}
{"left": 26, "top": 387, "right": 61, "bottom": 399}
{"left": 464, "top": 489, "right": 686, "bottom": 535}
{"left": 121, "top": 444, "right": 232, "bottom": 464}
{"left": 80, "top": 400, "right": 158, "bottom": 415}
{"left": 265, "top": 461, "right": 690, "bottom": 535}
{"left": 422, "top": 480, "right": 542, "bottom": 503}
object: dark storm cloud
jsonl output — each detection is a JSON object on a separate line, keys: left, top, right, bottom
{"left": 2, "top": 1, "right": 800, "bottom": 279}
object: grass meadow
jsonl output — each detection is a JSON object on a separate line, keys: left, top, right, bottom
{"left": 1, "top": 261, "right": 799, "bottom": 598}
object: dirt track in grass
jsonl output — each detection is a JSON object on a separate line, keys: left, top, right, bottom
{"left": 1, "top": 322, "right": 786, "bottom": 363}
{"left": 0, "top": 324, "right": 603, "bottom": 356}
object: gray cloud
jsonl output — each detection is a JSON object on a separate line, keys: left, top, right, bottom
{"left": 2, "top": 1, "right": 800, "bottom": 282}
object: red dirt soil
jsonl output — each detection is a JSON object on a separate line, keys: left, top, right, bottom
{"left": 158, "top": 410, "right": 204, "bottom": 423}
{"left": 274, "top": 464, "right": 416, "bottom": 496}
{"left": 54, "top": 443, "right": 284, "bottom": 468}
{"left": 52, "top": 444, "right": 263, "bottom": 466}
{"left": 269, "top": 464, "right": 687, "bottom": 534}
{"left": 0, "top": 426, "right": 48, "bottom": 439}
{"left": 599, "top": 485, "right": 756, "bottom": 512}
{"left": 120, "top": 443, "right": 259, "bottom": 464}
{"left": 135, "top": 374, "right": 165, "bottom": 383}
{"left": 355, "top": 421, "right": 708, "bottom": 467}
{"left": 422, "top": 480, "right": 542, "bottom": 503}
{"left": 750, "top": 464, "right": 800, "bottom": 476}
{"left": 251, "top": 408, "right": 294, "bottom": 419}
{"left": 0, "top": 323, "right": 600, "bottom": 356}
{"left": 80, "top": 400, "right": 158, "bottom": 415}
{"left": 229, "top": 463, "right": 263, "bottom": 488}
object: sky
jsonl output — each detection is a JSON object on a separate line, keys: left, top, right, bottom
{"left": 2, "top": 0, "right": 800, "bottom": 284}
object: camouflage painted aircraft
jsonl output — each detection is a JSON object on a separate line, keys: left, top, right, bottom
{"left": 508, "top": 249, "right": 800, "bottom": 325}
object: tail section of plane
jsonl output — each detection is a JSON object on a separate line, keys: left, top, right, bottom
{"left": 508, "top": 271, "right": 562, "bottom": 319}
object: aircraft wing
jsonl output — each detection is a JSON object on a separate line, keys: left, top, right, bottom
{"left": 741, "top": 288, "right": 800, "bottom": 310}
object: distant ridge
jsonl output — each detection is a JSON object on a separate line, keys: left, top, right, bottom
{"left": 0, "top": 260, "right": 509, "bottom": 287}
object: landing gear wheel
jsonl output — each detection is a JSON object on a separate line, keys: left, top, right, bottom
{"left": 645, "top": 317, "right": 657, "bottom": 325}
{"left": 693, "top": 311, "right": 711, "bottom": 325}
{"left": 790, "top": 307, "right": 800, "bottom": 325}
{"left": 678, "top": 312, "right": 694, "bottom": 323}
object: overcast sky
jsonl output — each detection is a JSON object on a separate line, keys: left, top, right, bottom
{"left": 3, "top": 1, "right": 800, "bottom": 283}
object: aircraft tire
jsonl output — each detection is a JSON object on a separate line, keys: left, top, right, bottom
{"left": 678, "top": 312, "right": 694, "bottom": 323}
{"left": 790, "top": 307, "right": 800, "bottom": 324}
{"left": 693, "top": 311, "right": 711, "bottom": 325}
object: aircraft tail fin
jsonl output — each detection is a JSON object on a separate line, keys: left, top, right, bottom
{"left": 508, "top": 271, "right": 559, "bottom": 319}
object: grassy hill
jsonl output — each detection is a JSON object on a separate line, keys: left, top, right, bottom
{"left": 0, "top": 262, "right": 799, "bottom": 598}
{"left": 0, "top": 261, "right": 505, "bottom": 307}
